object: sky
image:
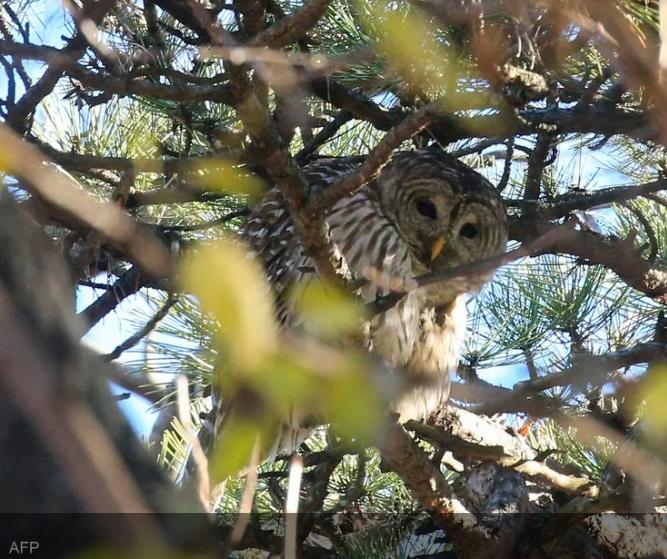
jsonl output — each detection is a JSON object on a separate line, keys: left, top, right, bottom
{"left": 76, "top": 285, "right": 161, "bottom": 438}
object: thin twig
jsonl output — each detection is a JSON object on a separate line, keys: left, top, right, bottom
{"left": 230, "top": 437, "right": 261, "bottom": 545}
{"left": 496, "top": 139, "right": 514, "bottom": 193}
{"left": 176, "top": 375, "right": 211, "bottom": 511}
{"left": 284, "top": 453, "right": 304, "bottom": 559}
{"left": 370, "top": 220, "right": 579, "bottom": 315}
{"left": 103, "top": 295, "right": 178, "bottom": 361}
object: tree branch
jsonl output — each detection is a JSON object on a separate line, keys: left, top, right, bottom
{"left": 507, "top": 178, "right": 667, "bottom": 220}
{"left": 512, "top": 342, "right": 667, "bottom": 394}
{"left": 103, "top": 295, "right": 178, "bottom": 361}
{"left": 510, "top": 219, "right": 667, "bottom": 304}
{"left": 249, "top": 0, "right": 331, "bottom": 48}
{"left": 79, "top": 266, "right": 144, "bottom": 328}
{"left": 0, "top": 39, "right": 235, "bottom": 104}
{"left": 0, "top": 125, "right": 175, "bottom": 282}
{"left": 407, "top": 407, "right": 595, "bottom": 497}
{"left": 379, "top": 422, "right": 492, "bottom": 558}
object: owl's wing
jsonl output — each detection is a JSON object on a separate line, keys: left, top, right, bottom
{"left": 242, "top": 156, "right": 378, "bottom": 326}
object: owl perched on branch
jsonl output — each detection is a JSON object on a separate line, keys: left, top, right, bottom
{"left": 199, "top": 148, "right": 507, "bottom": 460}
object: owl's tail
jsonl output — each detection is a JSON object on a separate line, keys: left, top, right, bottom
{"left": 178, "top": 396, "right": 313, "bottom": 489}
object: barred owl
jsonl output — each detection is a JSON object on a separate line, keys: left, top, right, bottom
{"left": 200, "top": 148, "right": 507, "bottom": 460}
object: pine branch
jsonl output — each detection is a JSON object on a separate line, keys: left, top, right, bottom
{"left": 103, "top": 295, "right": 178, "bottom": 361}
{"left": 249, "top": 0, "right": 331, "bottom": 48}
{"left": 0, "top": 126, "right": 175, "bottom": 282}
{"left": 511, "top": 219, "right": 667, "bottom": 304}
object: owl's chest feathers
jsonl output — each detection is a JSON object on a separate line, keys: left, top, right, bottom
{"left": 326, "top": 192, "right": 466, "bottom": 379}
{"left": 385, "top": 297, "right": 467, "bottom": 423}
{"left": 408, "top": 298, "right": 466, "bottom": 376}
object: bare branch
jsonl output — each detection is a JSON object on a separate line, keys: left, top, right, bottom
{"left": 4, "top": 0, "right": 114, "bottom": 134}
{"left": 0, "top": 39, "right": 235, "bottom": 104}
{"left": 512, "top": 342, "right": 667, "bottom": 395}
{"left": 507, "top": 178, "right": 667, "bottom": 220}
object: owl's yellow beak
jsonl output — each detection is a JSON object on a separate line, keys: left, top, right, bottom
{"left": 430, "top": 237, "right": 446, "bottom": 261}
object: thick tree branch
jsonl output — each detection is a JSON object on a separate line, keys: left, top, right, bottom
{"left": 249, "top": 0, "right": 331, "bottom": 48}
{"left": 523, "top": 132, "right": 556, "bottom": 202}
{"left": 407, "top": 407, "right": 595, "bottom": 497}
{"left": 79, "top": 266, "right": 144, "bottom": 328}
{"left": 510, "top": 219, "right": 667, "bottom": 304}
{"left": 379, "top": 422, "right": 492, "bottom": 558}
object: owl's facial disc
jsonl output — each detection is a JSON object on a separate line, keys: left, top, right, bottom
{"left": 430, "top": 201, "right": 506, "bottom": 277}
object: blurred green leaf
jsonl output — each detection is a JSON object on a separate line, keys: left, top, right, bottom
{"left": 188, "top": 159, "right": 265, "bottom": 201}
{"left": 181, "top": 240, "right": 277, "bottom": 373}
{"left": 292, "top": 278, "right": 366, "bottom": 339}
{"left": 637, "top": 367, "right": 667, "bottom": 442}
{"left": 211, "top": 416, "right": 276, "bottom": 482}
{"left": 323, "top": 353, "right": 383, "bottom": 442}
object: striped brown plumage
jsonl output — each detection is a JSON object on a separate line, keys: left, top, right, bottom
{"left": 196, "top": 148, "right": 508, "bottom": 465}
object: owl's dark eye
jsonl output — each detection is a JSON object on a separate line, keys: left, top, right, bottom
{"left": 415, "top": 199, "right": 438, "bottom": 220}
{"left": 459, "top": 223, "right": 478, "bottom": 239}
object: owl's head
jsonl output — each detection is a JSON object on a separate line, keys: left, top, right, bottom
{"left": 374, "top": 150, "right": 508, "bottom": 290}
